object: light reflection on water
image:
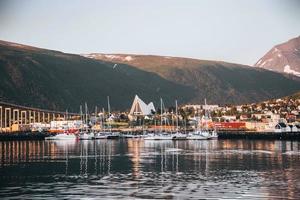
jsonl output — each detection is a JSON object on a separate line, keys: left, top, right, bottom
{"left": 0, "top": 139, "right": 300, "bottom": 199}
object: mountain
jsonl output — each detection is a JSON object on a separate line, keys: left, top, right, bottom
{"left": 0, "top": 40, "right": 300, "bottom": 111}
{"left": 82, "top": 53, "right": 300, "bottom": 105}
{"left": 0, "top": 41, "right": 196, "bottom": 112}
{"left": 254, "top": 36, "right": 300, "bottom": 77}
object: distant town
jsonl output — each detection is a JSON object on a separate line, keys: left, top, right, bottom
{"left": 1, "top": 93, "right": 299, "bottom": 134}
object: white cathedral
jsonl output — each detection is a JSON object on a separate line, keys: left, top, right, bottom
{"left": 128, "top": 95, "right": 156, "bottom": 120}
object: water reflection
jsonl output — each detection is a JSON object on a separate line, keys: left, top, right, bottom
{"left": 0, "top": 139, "right": 300, "bottom": 199}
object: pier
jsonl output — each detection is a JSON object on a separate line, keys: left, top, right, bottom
{"left": 218, "top": 131, "right": 300, "bottom": 140}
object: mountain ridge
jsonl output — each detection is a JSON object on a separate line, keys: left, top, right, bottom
{"left": 0, "top": 40, "right": 300, "bottom": 111}
{"left": 254, "top": 36, "right": 300, "bottom": 77}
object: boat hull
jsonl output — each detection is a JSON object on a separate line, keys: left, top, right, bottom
{"left": 45, "top": 134, "right": 77, "bottom": 140}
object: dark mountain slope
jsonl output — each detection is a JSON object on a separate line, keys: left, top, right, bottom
{"left": 83, "top": 53, "right": 300, "bottom": 105}
{"left": 0, "top": 40, "right": 300, "bottom": 111}
{"left": 0, "top": 41, "right": 194, "bottom": 111}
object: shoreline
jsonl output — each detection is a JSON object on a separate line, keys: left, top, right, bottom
{"left": 0, "top": 131, "right": 299, "bottom": 141}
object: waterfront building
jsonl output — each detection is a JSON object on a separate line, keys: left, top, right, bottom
{"left": 128, "top": 95, "right": 155, "bottom": 120}
{"left": 49, "top": 120, "right": 83, "bottom": 133}
{"left": 245, "top": 122, "right": 270, "bottom": 132}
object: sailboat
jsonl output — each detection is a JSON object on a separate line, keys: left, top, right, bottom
{"left": 144, "top": 98, "right": 173, "bottom": 140}
{"left": 79, "top": 103, "right": 94, "bottom": 140}
{"left": 187, "top": 99, "right": 218, "bottom": 140}
{"left": 105, "top": 96, "right": 120, "bottom": 139}
{"left": 202, "top": 99, "right": 218, "bottom": 139}
{"left": 45, "top": 131, "right": 77, "bottom": 140}
{"left": 94, "top": 108, "right": 108, "bottom": 139}
{"left": 172, "top": 100, "right": 187, "bottom": 140}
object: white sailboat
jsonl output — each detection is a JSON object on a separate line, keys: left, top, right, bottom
{"left": 144, "top": 98, "right": 173, "bottom": 140}
{"left": 172, "top": 100, "right": 187, "bottom": 140}
{"left": 203, "top": 99, "right": 218, "bottom": 139}
{"left": 105, "top": 96, "right": 120, "bottom": 139}
{"left": 79, "top": 103, "right": 94, "bottom": 140}
{"left": 94, "top": 108, "right": 108, "bottom": 139}
{"left": 187, "top": 131, "right": 209, "bottom": 140}
{"left": 79, "top": 132, "right": 94, "bottom": 140}
{"left": 187, "top": 101, "right": 209, "bottom": 140}
{"left": 45, "top": 132, "right": 77, "bottom": 140}
{"left": 187, "top": 99, "right": 218, "bottom": 140}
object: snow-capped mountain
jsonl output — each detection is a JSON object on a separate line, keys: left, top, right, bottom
{"left": 1, "top": 40, "right": 300, "bottom": 110}
{"left": 255, "top": 36, "right": 300, "bottom": 77}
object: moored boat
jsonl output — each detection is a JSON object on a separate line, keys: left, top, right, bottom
{"left": 144, "top": 132, "right": 173, "bottom": 140}
{"left": 79, "top": 132, "right": 94, "bottom": 140}
{"left": 187, "top": 131, "right": 209, "bottom": 140}
{"left": 94, "top": 132, "right": 108, "bottom": 139}
{"left": 106, "top": 132, "right": 120, "bottom": 139}
{"left": 45, "top": 132, "right": 77, "bottom": 140}
{"left": 172, "top": 132, "right": 187, "bottom": 140}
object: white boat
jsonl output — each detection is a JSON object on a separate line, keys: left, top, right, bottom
{"left": 187, "top": 99, "right": 218, "bottom": 140}
{"left": 172, "top": 132, "right": 187, "bottom": 140}
{"left": 145, "top": 98, "right": 173, "bottom": 140}
{"left": 171, "top": 101, "right": 187, "bottom": 140}
{"left": 94, "top": 132, "right": 108, "bottom": 139}
{"left": 45, "top": 133, "right": 77, "bottom": 140}
{"left": 187, "top": 131, "right": 209, "bottom": 140}
{"left": 106, "top": 132, "right": 120, "bottom": 139}
{"left": 79, "top": 132, "right": 94, "bottom": 140}
{"left": 144, "top": 132, "right": 173, "bottom": 140}
{"left": 122, "top": 133, "right": 141, "bottom": 138}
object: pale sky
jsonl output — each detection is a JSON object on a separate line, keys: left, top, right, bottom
{"left": 0, "top": 0, "right": 299, "bottom": 65}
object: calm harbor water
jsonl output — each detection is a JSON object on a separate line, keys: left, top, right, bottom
{"left": 0, "top": 139, "right": 300, "bottom": 199}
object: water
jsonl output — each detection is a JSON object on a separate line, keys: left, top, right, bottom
{"left": 0, "top": 139, "right": 300, "bottom": 199}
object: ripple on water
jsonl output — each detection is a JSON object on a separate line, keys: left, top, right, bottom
{"left": 1, "top": 139, "right": 300, "bottom": 199}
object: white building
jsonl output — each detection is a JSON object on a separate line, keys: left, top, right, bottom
{"left": 182, "top": 104, "right": 220, "bottom": 111}
{"left": 128, "top": 95, "right": 155, "bottom": 120}
{"left": 49, "top": 120, "right": 83, "bottom": 132}
{"left": 222, "top": 115, "right": 237, "bottom": 121}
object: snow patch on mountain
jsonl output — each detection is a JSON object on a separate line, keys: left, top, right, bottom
{"left": 104, "top": 54, "right": 121, "bottom": 59}
{"left": 284, "top": 65, "right": 300, "bottom": 77}
{"left": 124, "top": 56, "right": 133, "bottom": 61}
{"left": 81, "top": 54, "right": 135, "bottom": 62}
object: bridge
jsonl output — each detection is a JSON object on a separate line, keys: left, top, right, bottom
{"left": 0, "top": 101, "right": 80, "bottom": 132}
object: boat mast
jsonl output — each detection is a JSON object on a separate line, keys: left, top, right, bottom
{"left": 176, "top": 100, "right": 179, "bottom": 133}
{"left": 102, "top": 107, "right": 105, "bottom": 132}
{"left": 204, "top": 98, "right": 208, "bottom": 131}
{"left": 107, "top": 96, "right": 112, "bottom": 132}
{"left": 85, "top": 102, "right": 88, "bottom": 132}
{"left": 160, "top": 98, "right": 163, "bottom": 133}
{"left": 65, "top": 109, "right": 68, "bottom": 120}
{"left": 80, "top": 105, "right": 83, "bottom": 131}
{"left": 95, "top": 106, "right": 97, "bottom": 118}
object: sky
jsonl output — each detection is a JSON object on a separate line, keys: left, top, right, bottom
{"left": 0, "top": 0, "right": 299, "bottom": 65}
